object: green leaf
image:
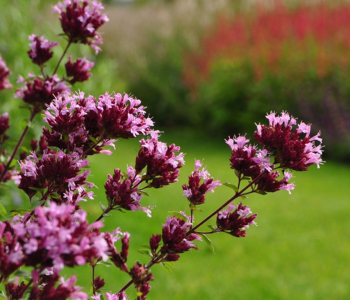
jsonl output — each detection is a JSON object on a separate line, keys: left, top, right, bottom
{"left": 255, "top": 189, "right": 267, "bottom": 195}
{"left": 168, "top": 211, "right": 187, "bottom": 221}
{"left": 10, "top": 208, "right": 31, "bottom": 216}
{"left": 199, "top": 234, "right": 215, "bottom": 254}
{"left": 14, "top": 269, "right": 31, "bottom": 280}
{"left": 99, "top": 202, "right": 108, "bottom": 211}
{"left": 96, "top": 260, "right": 113, "bottom": 267}
{"left": 0, "top": 291, "right": 7, "bottom": 299}
{"left": 137, "top": 249, "right": 153, "bottom": 257}
{"left": 160, "top": 261, "right": 175, "bottom": 274}
{"left": 0, "top": 203, "right": 7, "bottom": 218}
{"left": 138, "top": 190, "right": 150, "bottom": 197}
{"left": 223, "top": 182, "right": 238, "bottom": 192}
{"left": 207, "top": 224, "right": 217, "bottom": 231}
{"left": 89, "top": 135, "right": 99, "bottom": 144}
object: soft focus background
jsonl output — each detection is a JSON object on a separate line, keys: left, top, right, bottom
{"left": 0, "top": 0, "right": 349, "bottom": 299}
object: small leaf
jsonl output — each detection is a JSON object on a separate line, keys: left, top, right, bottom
{"left": 14, "top": 269, "right": 31, "bottom": 280}
{"left": 50, "top": 192, "right": 61, "bottom": 199}
{"left": 0, "top": 203, "right": 7, "bottom": 218}
{"left": 207, "top": 224, "right": 217, "bottom": 231}
{"left": 103, "top": 214, "right": 112, "bottom": 218}
{"left": 28, "top": 187, "right": 42, "bottom": 192}
{"left": 137, "top": 249, "right": 152, "bottom": 257}
{"left": 96, "top": 260, "right": 113, "bottom": 267}
{"left": 255, "top": 190, "right": 267, "bottom": 195}
{"left": 223, "top": 182, "right": 238, "bottom": 192}
{"left": 99, "top": 202, "right": 108, "bottom": 211}
{"left": 138, "top": 190, "right": 150, "bottom": 197}
{"left": 47, "top": 146, "right": 61, "bottom": 152}
{"left": 89, "top": 135, "right": 99, "bottom": 144}
{"left": 199, "top": 234, "right": 215, "bottom": 254}
{"left": 10, "top": 208, "right": 31, "bottom": 216}
{"left": 168, "top": 211, "right": 187, "bottom": 221}
{"left": 160, "top": 261, "right": 174, "bottom": 274}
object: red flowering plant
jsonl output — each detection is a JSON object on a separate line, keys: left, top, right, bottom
{"left": 0, "top": 1, "right": 324, "bottom": 299}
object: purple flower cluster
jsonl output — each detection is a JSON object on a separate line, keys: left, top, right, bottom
{"left": 0, "top": 202, "right": 107, "bottom": 281}
{"left": 150, "top": 212, "right": 201, "bottom": 262}
{"left": 43, "top": 92, "right": 153, "bottom": 155}
{"left": 254, "top": 111, "right": 323, "bottom": 171}
{"left": 92, "top": 291, "right": 127, "bottom": 300}
{"left": 65, "top": 55, "right": 94, "bottom": 84}
{"left": 27, "top": 35, "right": 58, "bottom": 66}
{"left": 15, "top": 75, "right": 70, "bottom": 113}
{"left": 18, "top": 151, "right": 92, "bottom": 204}
{"left": 182, "top": 160, "right": 221, "bottom": 205}
{"left": 104, "top": 167, "right": 151, "bottom": 216}
{"left": 129, "top": 263, "right": 153, "bottom": 300}
{"left": 135, "top": 132, "right": 185, "bottom": 188}
{"left": 0, "top": 55, "right": 12, "bottom": 90}
{"left": 53, "top": 0, "right": 109, "bottom": 54}
{"left": 216, "top": 203, "right": 258, "bottom": 237}
{"left": 226, "top": 112, "right": 323, "bottom": 195}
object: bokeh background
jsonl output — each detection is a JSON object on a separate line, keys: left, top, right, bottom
{"left": 0, "top": 0, "right": 349, "bottom": 299}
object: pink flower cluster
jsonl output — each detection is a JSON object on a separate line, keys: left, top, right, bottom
{"left": 217, "top": 203, "right": 257, "bottom": 237}
{"left": 27, "top": 35, "right": 58, "bottom": 66}
{"left": 43, "top": 92, "right": 153, "bottom": 155}
{"left": 182, "top": 160, "right": 221, "bottom": 205}
{"left": 0, "top": 55, "right": 12, "bottom": 90}
{"left": 150, "top": 212, "right": 201, "bottom": 262}
{"left": 135, "top": 131, "right": 185, "bottom": 188}
{"left": 226, "top": 112, "right": 323, "bottom": 195}
{"left": 53, "top": 0, "right": 109, "bottom": 54}
{"left": 104, "top": 167, "right": 151, "bottom": 217}
{"left": 18, "top": 151, "right": 92, "bottom": 203}
{"left": 0, "top": 202, "right": 108, "bottom": 279}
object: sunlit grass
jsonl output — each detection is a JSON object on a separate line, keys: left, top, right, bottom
{"left": 66, "top": 130, "right": 350, "bottom": 300}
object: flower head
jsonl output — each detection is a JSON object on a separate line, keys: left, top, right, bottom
{"left": 15, "top": 75, "right": 70, "bottom": 112}
{"left": 0, "top": 55, "right": 12, "bottom": 90}
{"left": 65, "top": 55, "right": 94, "bottom": 84}
{"left": 182, "top": 160, "right": 221, "bottom": 205}
{"left": 27, "top": 35, "right": 58, "bottom": 66}
{"left": 135, "top": 132, "right": 184, "bottom": 188}
{"left": 53, "top": 0, "right": 109, "bottom": 54}
{"left": 254, "top": 111, "right": 324, "bottom": 171}
{"left": 216, "top": 203, "right": 257, "bottom": 237}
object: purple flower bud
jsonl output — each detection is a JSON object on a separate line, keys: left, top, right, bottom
{"left": 182, "top": 160, "right": 221, "bottom": 205}
{"left": 65, "top": 55, "right": 94, "bottom": 84}
{"left": 149, "top": 234, "right": 161, "bottom": 252}
{"left": 27, "top": 35, "right": 58, "bottom": 66}
{"left": 15, "top": 75, "right": 70, "bottom": 112}
{"left": 93, "top": 276, "right": 105, "bottom": 291}
{"left": 0, "top": 112, "right": 10, "bottom": 139}
{"left": 216, "top": 203, "right": 257, "bottom": 237}
{"left": 53, "top": 0, "right": 109, "bottom": 54}
{"left": 135, "top": 132, "right": 184, "bottom": 188}
{"left": 0, "top": 55, "right": 12, "bottom": 90}
{"left": 254, "top": 111, "right": 324, "bottom": 171}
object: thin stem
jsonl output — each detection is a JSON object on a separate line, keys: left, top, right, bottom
{"left": 52, "top": 40, "right": 72, "bottom": 76}
{"left": 92, "top": 264, "right": 96, "bottom": 295}
{"left": 188, "top": 170, "right": 267, "bottom": 234}
{"left": 95, "top": 205, "right": 113, "bottom": 223}
{"left": 0, "top": 109, "right": 37, "bottom": 183}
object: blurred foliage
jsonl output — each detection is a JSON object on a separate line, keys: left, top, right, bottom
{"left": 102, "top": 0, "right": 350, "bottom": 162}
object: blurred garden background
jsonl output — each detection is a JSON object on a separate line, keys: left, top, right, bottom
{"left": 0, "top": 0, "right": 349, "bottom": 299}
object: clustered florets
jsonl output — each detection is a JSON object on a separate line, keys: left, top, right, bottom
{"left": 53, "top": 0, "right": 109, "bottom": 53}
{"left": 182, "top": 160, "right": 221, "bottom": 205}
{"left": 0, "top": 55, "right": 12, "bottom": 90}
{"left": 135, "top": 131, "right": 185, "bottom": 188}
{"left": 216, "top": 203, "right": 258, "bottom": 237}
{"left": 27, "top": 35, "right": 58, "bottom": 66}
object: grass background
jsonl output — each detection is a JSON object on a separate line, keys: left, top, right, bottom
{"left": 60, "top": 130, "right": 350, "bottom": 300}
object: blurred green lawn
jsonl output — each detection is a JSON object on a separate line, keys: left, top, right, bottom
{"left": 63, "top": 130, "right": 350, "bottom": 300}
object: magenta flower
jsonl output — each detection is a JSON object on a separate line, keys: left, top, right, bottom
{"left": 104, "top": 166, "right": 151, "bottom": 216}
{"left": 91, "top": 292, "right": 128, "bottom": 300}
{"left": 65, "top": 55, "right": 94, "bottom": 84}
{"left": 53, "top": 0, "right": 109, "bottom": 54}
{"left": 129, "top": 263, "right": 153, "bottom": 299}
{"left": 0, "top": 112, "right": 10, "bottom": 139}
{"left": 0, "top": 55, "right": 12, "bottom": 90}
{"left": 18, "top": 151, "right": 92, "bottom": 202}
{"left": 12, "top": 202, "right": 108, "bottom": 271}
{"left": 216, "top": 203, "right": 257, "bottom": 237}
{"left": 182, "top": 160, "right": 221, "bottom": 205}
{"left": 159, "top": 212, "right": 201, "bottom": 261}
{"left": 27, "top": 35, "right": 58, "bottom": 66}
{"left": 135, "top": 131, "right": 185, "bottom": 188}
{"left": 93, "top": 92, "right": 154, "bottom": 139}
{"left": 15, "top": 75, "right": 70, "bottom": 112}
{"left": 254, "top": 111, "right": 324, "bottom": 171}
